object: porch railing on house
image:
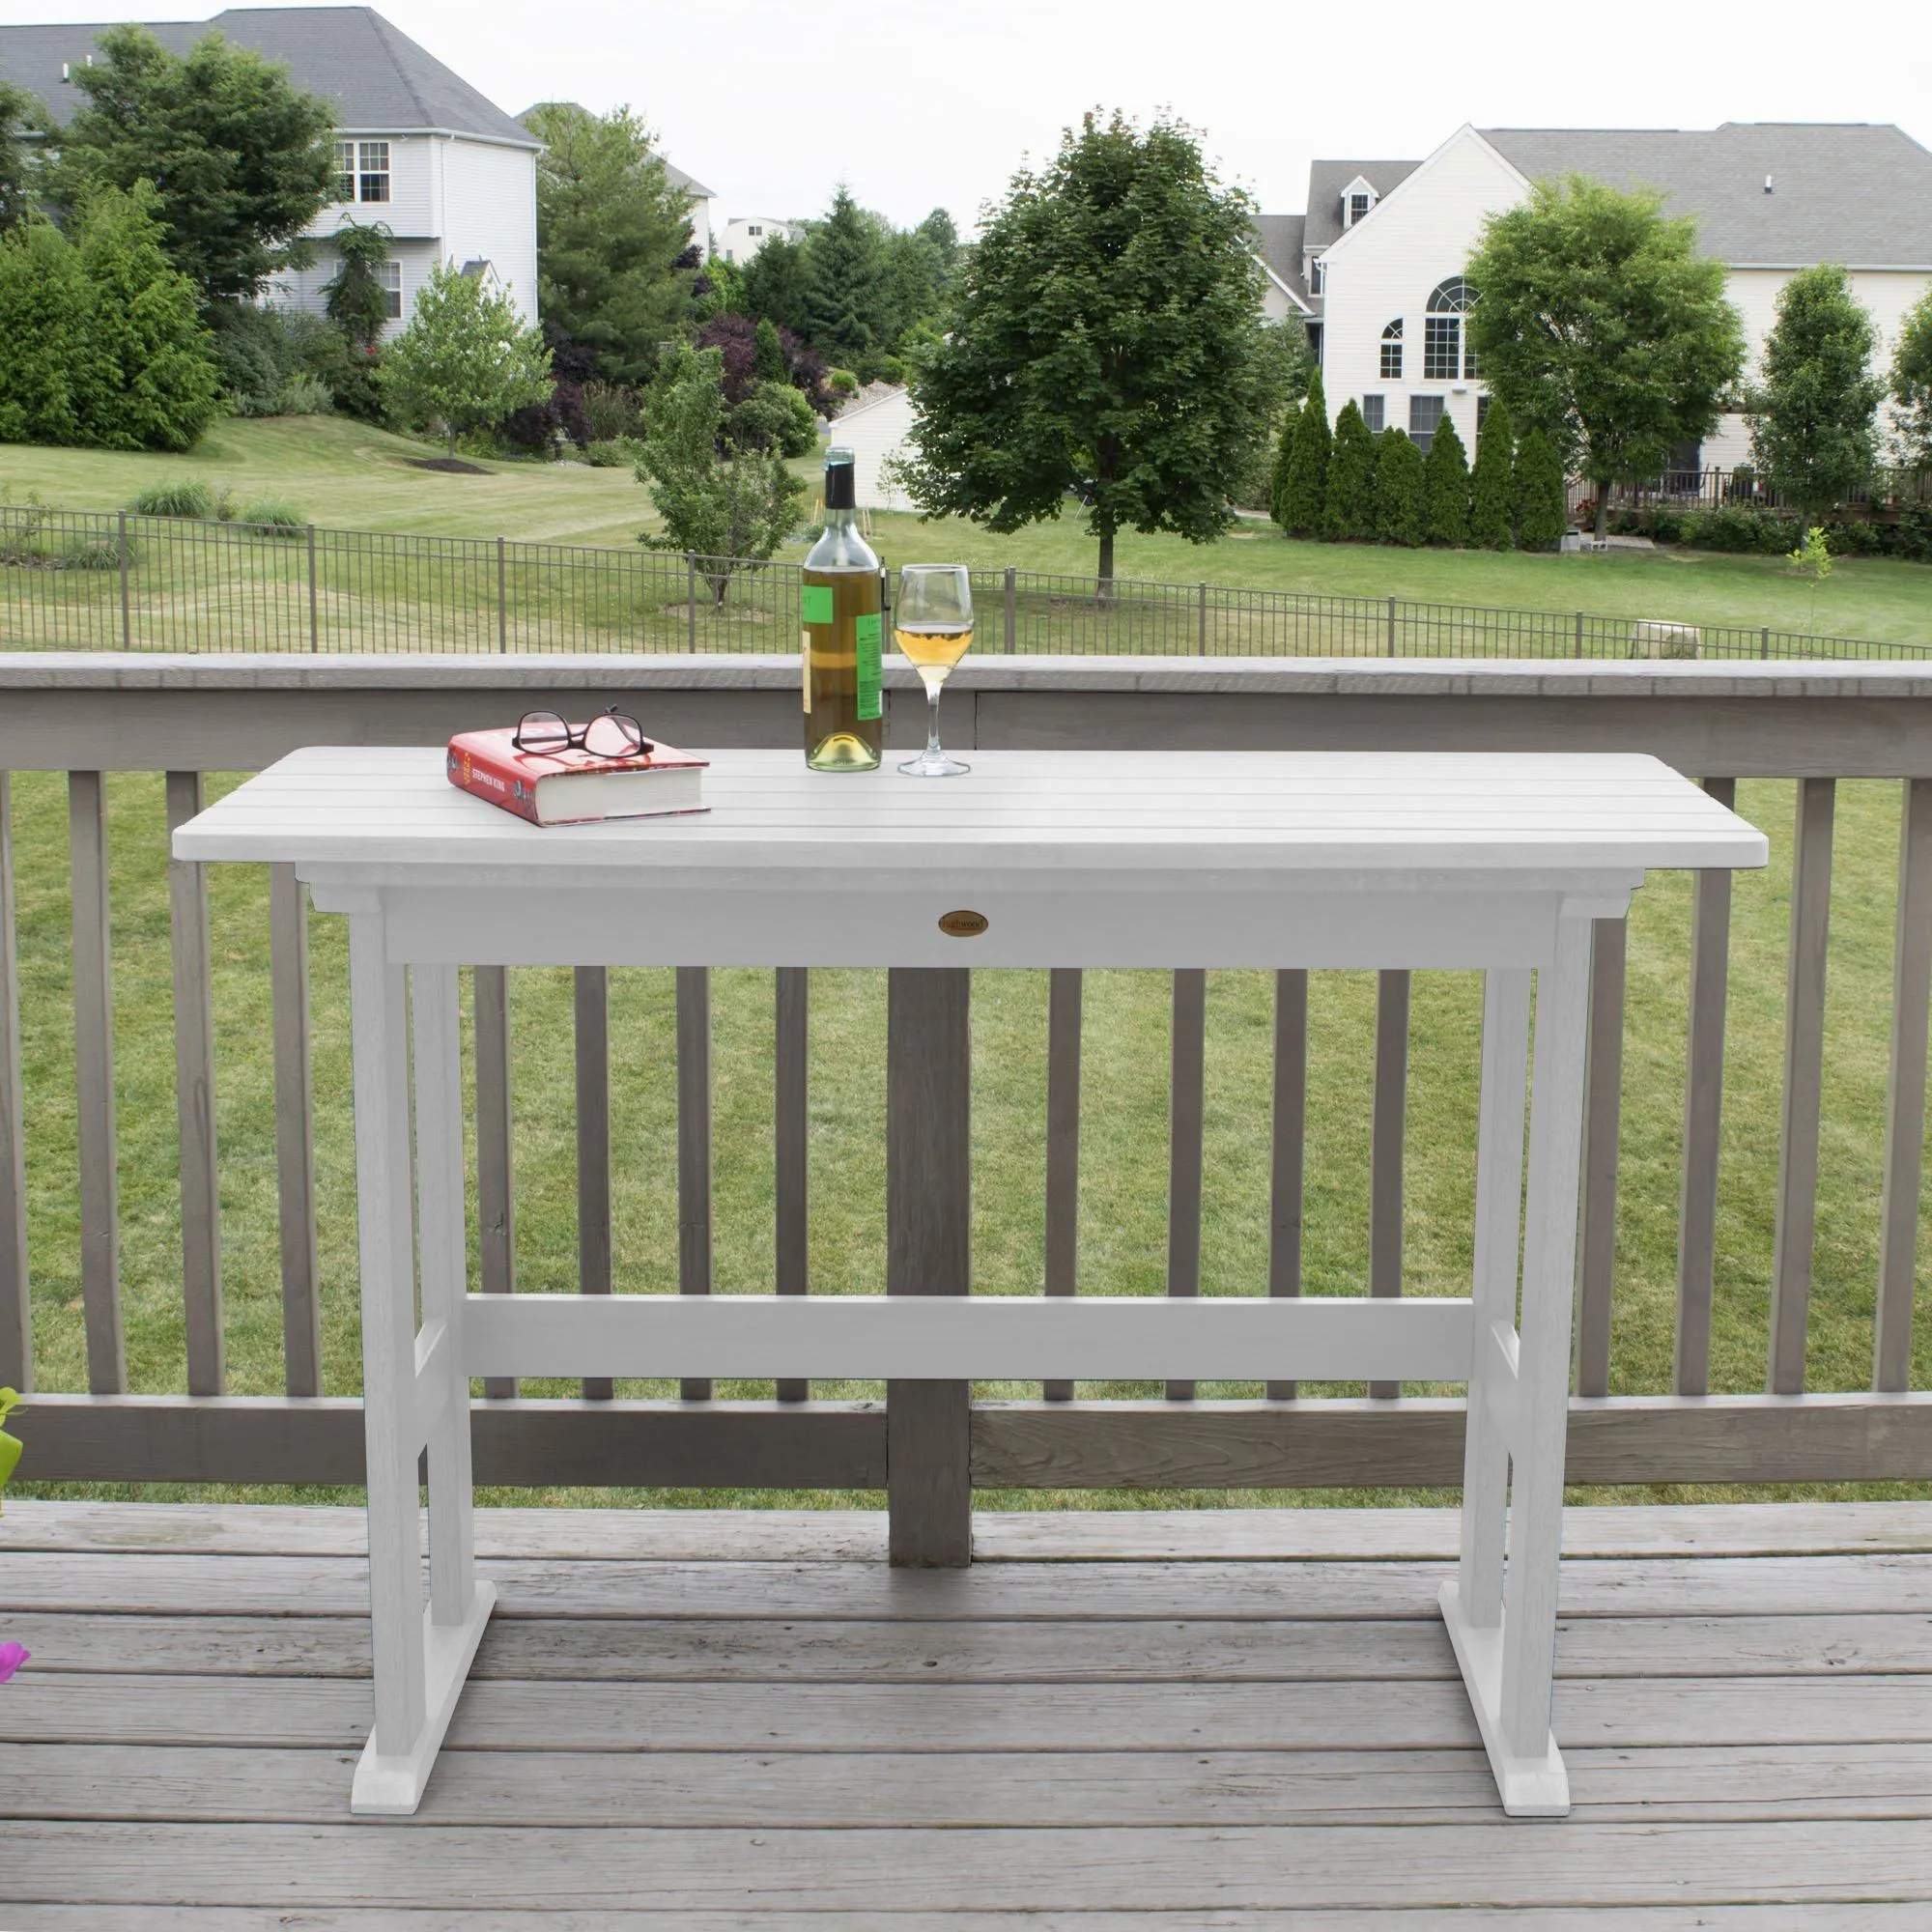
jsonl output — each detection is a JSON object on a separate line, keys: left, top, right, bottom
{"left": 5, "top": 652, "right": 1932, "bottom": 1493}
{"left": 5, "top": 505, "right": 1928, "bottom": 662}
{"left": 1593, "top": 466, "right": 1932, "bottom": 517}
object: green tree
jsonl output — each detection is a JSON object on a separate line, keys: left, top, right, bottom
{"left": 902, "top": 112, "right": 1269, "bottom": 584}
{"left": 1747, "top": 266, "right": 1884, "bottom": 519}
{"left": 802, "top": 187, "right": 886, "bottom": 367}
{"left": 380, "top": 261, "right": 553, "bottom": 458}
{"left": 323, "top": 221, "right": 395, "bottom": 354}
{"left": 1467, "top": 175, "right": 1745, "bottom": 538}
{"left": 1513, "top": 425, "right": 1569, "bottom": 550}
{"left": 728, "top": 379, "right": 816, "bottom": 458}
{"left": 1890, "top": 288, "right": 1932, "bottom": 469}
{"left": 1468, "top": 398, "right": 1516, "bottom": 550}
{"left": 1373, "top": 426, "right": 1425, "bottom": 546}
{"left": 1321, "top": 400, "right": 1377, "bottom": 541}
{"left": 71, "top": 183, "right": 220, "bottom": 451}
{"left": 753, "top": 315, "right": 786, "bottom": 384}
{"left": 740, "top": 232, "right": 812, "bottom": 339}
{"left": 1279, "top": 369, "right": 1328, "bottom": 537}
{"left": 635, "top": 343, "right": 805, "bottom": 601}
{"left": 520, "top": 102, "right": 695, "bottom": 384}
{"left": 1421, "top": 412, "right": 1470, "bottom": 546}
{"left": 0, "top": 217, "right": 86, "bottom": 442}
{"left": 0, "top": 79, "right": 44, "bottom": 232}
{"left": 53, "top": 24, "right": 333, "bottom": 303}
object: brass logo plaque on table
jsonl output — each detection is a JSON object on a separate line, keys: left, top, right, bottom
{"left": 938, "top": 910, "right": 989, "bottom": 937}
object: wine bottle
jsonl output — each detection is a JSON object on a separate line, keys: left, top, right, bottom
{"left": 802, "top": 447, "right": 884, "bottom": 771}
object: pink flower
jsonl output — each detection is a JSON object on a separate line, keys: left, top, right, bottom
{"left": 0, "top": 1642, "right": 29, "bottom": 1684}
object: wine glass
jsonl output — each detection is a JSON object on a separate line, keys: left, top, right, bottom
{"left": 894, "top": 564, "right": 974, "bottom": 778}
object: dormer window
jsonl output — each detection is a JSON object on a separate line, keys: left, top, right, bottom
{"left": 1341, "top": 177, "right": 1378, "bottom": 228}
{"left": 1380, "top": 319, "right": 1403, "bottom": 380}
{"left": 1349, "top": 192, "right": 1371, "bottom": 225}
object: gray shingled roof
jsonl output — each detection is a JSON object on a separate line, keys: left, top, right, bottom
{"left": 1251, "top": 213, "right": 1310, "bottom": 305}
{"left": 1302, "top": 158, "right": 1421, "bottom": 250}
{"left": 0, "top": 7, "right": 537, "bottom": 147}
{"left": 1482, "top": 124, "right": 1932, "bottom": 265}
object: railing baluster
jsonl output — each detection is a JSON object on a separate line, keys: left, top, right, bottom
{"left": 1043, "top": 968, "right": 1082, "bottom": 1402}
{"left": 68, "top": 771, "right": 125, "bottom": 1393}
{"left": 1769, "top": 778, "right": 1835, "bottom": 1395}
{"left": 775, "top": 967, "right": 809, "bottom": 1402}
{"left": 1575, "top": 917, "right": 1627, "bottom": 1398}
{"left": 1675, "top": 778, "right": 1735, "bottom": 1394}
{"left": 472, "top": 962, "right": 516, "bottom": 1399}
{"left": 1368, "top": 968, "right": 1408, "bottom": 1399}
{"left": 165, "top": 773, "right": 223, "bottom": 1396}
{"left": 1876, "top": 778, "right": 1932, "bottom": 1390}
{"left": 677, "top": 965, "right": 714, "bottom": 1401}
{"left": 269, "top": 866, "right": 323, "bottom": 1396}
{"left": 575, "top": 965, "right": 612, "bottom": 1400}
{"left": 1267, "top": 968, "right": 1308, "bottom": 1401}
{"left": 0, "top": 774, "right": 28, "bottom": 1390}
{"left": 1165, "top": 968, "right": 1206, "bottom": 1401}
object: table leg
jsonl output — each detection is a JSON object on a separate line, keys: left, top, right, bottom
{"left": 1440, "top": 918, "right": 1592, "bottom": 1817}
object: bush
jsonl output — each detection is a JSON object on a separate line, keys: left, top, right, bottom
{"left": 1513, "top": 428, "right": 1568, "bottom": 550}
{"left": 1373, "top": 427, "right": 1425, "bottom": 546}
{"left": 128, "top": 478, "right": 215, "bottom": 519}
{"left": 237, "top": 497, "right": 306, "bottom": 534}
{"left": 1468, "top": 399, "right": 1515, "bottom": 550}
{"left": 276, "top": 372, "right": 334, "bottom": 415}
{"left": 1421, "top": 413, "right": 1470, "bottom": 547}
{"left": 728, "top": 380, "right": 817, "bottom": 458}
{"left": 582, "top": 439, "right": 641, "bottom": 468}
{"left": 582, "top": 379, "right": 641, "bottom": 443}
{"left": 1321, "top": 401, "right": 1376, "bottom": 541}
{"left": 826, "top": 367, "right": 859, "bottom": 398}
{"left": 1279, "top": 371, "right": 1328, "bottom": 537}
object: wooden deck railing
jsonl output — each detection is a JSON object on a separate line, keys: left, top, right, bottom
{"left": 4, "top": 652, "right": 1932, "bottom": 1491}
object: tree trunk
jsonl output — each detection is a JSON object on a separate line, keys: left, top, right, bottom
{"left": 1096, "top": 529, "right": 1115, "bottom": 590}
{"left": 1594, "top": 490, "right": 1609, "bottom": 541}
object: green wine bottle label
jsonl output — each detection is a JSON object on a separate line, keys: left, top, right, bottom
{"left": 801, "top": 585, "right": 834, "bottom": 624}
{"left": 855, "top": 611, "right": 882, "bottom": 721}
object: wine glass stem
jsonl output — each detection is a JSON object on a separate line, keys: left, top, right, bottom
{"left": 926, "top": 683, "right": 944, "bottom": 757}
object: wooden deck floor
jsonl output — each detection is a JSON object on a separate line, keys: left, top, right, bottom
{"left": 3, "top": 1499, "right": 1932, "bottom": 1926}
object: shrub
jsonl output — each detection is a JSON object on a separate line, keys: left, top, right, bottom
{"left": 1512, "top": 428, "right": 1568, "bottom": 550}
{"left": 237, "top": 497, "right": 306, "bottom": 535}
{"left": 1321, "top": 401, "right": 1376, "bottom": 541}
{"left": 826, "top": 367, "right": 859, "bottom": 397}
{"left": 582, "top": 439, "right": 638, "bottom": 468}
{"left": 128, "top": 478, "right": 215, "bottom": 519}
{"left": 276, "top": 372, "right": 334, "bottom": 415}
{"left": 1268, "top": 410, "right": 1299, "bottom": 530}
{"left": 728, "top": 380, "right": 817, "bottom": 458}
{"left": 582, "top": 379, "right": 641, "bottom": 443}
{"left": 1421, "top": 412, "right": 1470, "bottom": 547}
{"left": 1278, "top": 370, "right": 1328, "bottom": 536}
{"left": 63, "top": 536, "right": 128, "bottom": 570}
{"left": 1372, "top": 427, "right": 1425, "bottom": 546}
{"left": 1468, "top": 398, "right": 1515, "bottom": 550}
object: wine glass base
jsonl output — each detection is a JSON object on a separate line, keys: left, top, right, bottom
{"left": 898, "top": 749, "right": 971, "bottom": 778}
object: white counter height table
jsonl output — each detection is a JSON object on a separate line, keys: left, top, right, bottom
{"left": 176, "top": 745, "right": 1766, "bottom": 1821}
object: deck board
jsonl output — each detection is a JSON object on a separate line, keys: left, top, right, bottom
{"left": 3, "top": 1502, "right": 1931, "bottom": 1916}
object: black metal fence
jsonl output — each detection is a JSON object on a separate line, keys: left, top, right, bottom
{"left": 3, "top": 503, "right": 1927, "bottom": 660}
{"left": 1592, "top": 466, "right": 1932, "bottom": 516}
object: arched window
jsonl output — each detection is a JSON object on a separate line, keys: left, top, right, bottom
{"left": 1424, "top": 278, "right": 1477, "bottom": 380}
{"left": 1379, "top": 318, "right": 1403, "bottom": 381}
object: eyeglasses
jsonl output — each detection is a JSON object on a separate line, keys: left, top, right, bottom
{"left": 511, "top": 708, "right": 653, "bottom": 758}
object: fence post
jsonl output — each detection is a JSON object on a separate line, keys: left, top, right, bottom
{"left": 118, "top": 512, "right": 131, "bottom": 650}
{"left": 687, "top": 554, "right": 697, "bottom": 651}
{"left": 1003, "top": 566, "right": 1016, "bottom": 654}
{"left": 1198, "top": 582, "right": 1208, "bottom": 652}
{"left": 306, "top": 526, "right": 319, "bottom": 653}
{"left": 1761, "top": 627, "right": 1771, "bottom": 661}
{"left": 497, "top": 535, "right": 507, "bottom": 654}
{"left": 1386, "top": 594, "right": 1396, "bottom": 658}
{"left": 1575, "top": 611, "right": 1584, "bottom": 660}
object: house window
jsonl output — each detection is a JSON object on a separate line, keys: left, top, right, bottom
{"left": 1362, "top": 395, "right": 1385, "bottom": 434}
{"left": 375, "top": 260, "right": 401, "bottom": 320}
{"left": 333, "top": 139, "right": 355, "bottom": 203}
{"left": 1409, "top": 395, "right": 1445, "bottom": 451}
{"left": 356, "top": 141, "right": 390, "bottom": 204}
{"left": 1349, "top": 191, "right": 1371, "bottom": 226}
{"left": 1426, "top": 276, "right": 1477, "bottom": 380}
{"left": 1380, "top": 319, "right": 1403, "bottom": 381}
{"left": 748, "top": 224, "right": 762, "bottom": 238}
{"left": 1310, "top": 257, "right": 1324, "bottom": 295}
{"left": 1477, "top": 393, "right": 1491, "bottom": 431}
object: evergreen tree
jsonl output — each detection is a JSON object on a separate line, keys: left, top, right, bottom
{"left": 1468, "top": 397, "right": 1516, "bottom": 550}
{"left": 1268, "top": 409, "right": 1300, "bottom": 531}
{"left": 1373, "top": 427, "right": 1425, "bottom": 546}
{"left": 322, "top": 220, "right": 394, "bottom": 354}
{"left": 802, "top": 187, "right": 885, "bottom": 368}
{"left": 753, "top": 315, "right": 786, "bottom": 384}
{"left": 1279, "top": 369, "right": 1328, "bottom": 536}
{"left": 1513, "top": 426, "right": 1569, "bottom": 550}
{"left": 1421, "top": 412, "right": 1470, "bottom": 546}
{"left": 72, "top": 183, "right": 219, "bottom": 451}
{"left": 740, "top": 232, "right": 812, "bottom": 339}
{"left": 0, "top": 217, "right": 86, "bottom": 442}
{"left": 1322, "top": 400, "right": 1377, "bottom": 541}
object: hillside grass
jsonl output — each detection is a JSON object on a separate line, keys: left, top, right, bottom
{"left": 8, "top": 767, "right": 1932, "bottom": 1513}
{"left": 3, "top": 417, "right": 1928, "bottom": 646}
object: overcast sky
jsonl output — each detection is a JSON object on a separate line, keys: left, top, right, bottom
{"left": 16, "top": 0, "right": 1932, "bottom": 230}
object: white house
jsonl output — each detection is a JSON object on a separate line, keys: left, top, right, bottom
{"left": 832, "top": 384, "right": 917, "bottom": 511}
{"left": 716, "top": 216, "right": 804, "bottom": 266}
{"left": 1263, "top": 123, "right": 1932, "bottom": 469}
{"left": 2, "top": 5, "right": 540, "bottom": 334}
{"left": 665, "top": 163, "right": 721, "bottom": 261}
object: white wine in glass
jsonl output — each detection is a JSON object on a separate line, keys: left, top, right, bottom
{"left": 894, "top": 563, "right": 973, "bottom": 777}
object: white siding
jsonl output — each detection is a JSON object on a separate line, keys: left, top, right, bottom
{"left": 833, "top": 389, "right": 918, "bottom": 510}
{"left": 440, "top": 138, "right": 541, "bottom": 325}
{"left": 312, "top": 133, "right": 438, "bottom": 240}
{"left": 265, "top": 238, "right": 440, "bottom": 341}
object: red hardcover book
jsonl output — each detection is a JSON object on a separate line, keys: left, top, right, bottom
{"left": 446, "top": 725, "right": 709, "bottom": 826}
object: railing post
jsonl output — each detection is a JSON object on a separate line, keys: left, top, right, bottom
{"left": 306, "top": 526, "right": 319, "bottom": 653}
{"left": 1003, "top": 566, "right": 1016, "bottom": 653}
{"left": 1197, "top": 582, "right": 1208, "bottom": 651}
{"left": 887, "top": 968, "right": 973, "bottom": 1567}
{"left": 1761, "top": 627, "right": 1771, "bottom": 660}
{"left": 0, "top": 774, "right": 27, "bottom": 1391}
{"left": 166, "top": 772, "right": 223, "bottom": 1397}
{"left": 1575, "top": 611, "right": 1584, "bottom": 660}
{"left": 497, "top": 535, "right": 508, "bottom": 654}
{"left": 1386, "top": 594, "right": 1397, "bottom": 657}
{"left": 118, "top": 511, "right": 131, "bottom": 650}
{"left": 270, "top": 864, "right": 322, "bottom": 1398}
{"left": 687, "top": 553, "right": 698, "bottom": 651}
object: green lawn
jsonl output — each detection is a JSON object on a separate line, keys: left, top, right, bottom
{"left": 9, "top": 766, "right": 1932, "bottom": 1512}
{"left": 4, "top": 417, "right": 1929, "bottom": 646}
